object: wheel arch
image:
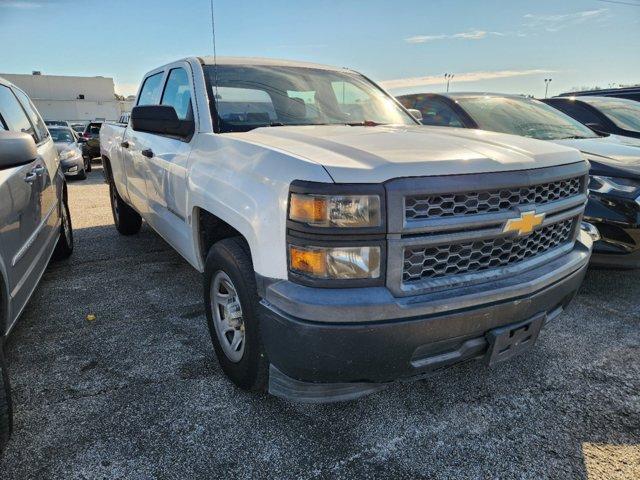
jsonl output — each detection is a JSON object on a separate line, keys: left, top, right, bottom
{"left": 192, "top": 206, "right": 257, "bottom": 271}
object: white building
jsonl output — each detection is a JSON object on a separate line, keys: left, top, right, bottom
{"left": 0, "top": 72, "right": 134, "bottom": 122}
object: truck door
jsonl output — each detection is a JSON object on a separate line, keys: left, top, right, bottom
{"left": 140, "top": 66, "right": 194, "bottom": 256}
{"left": 124, "top": 71, "right": 165, "bottom": 215}
{"left": 0, "top": 85, "right": 46, "bottom": 334}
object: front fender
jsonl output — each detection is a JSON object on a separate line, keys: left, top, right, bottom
{"left": 187, "top": 134, "right": 333, "bottom": 278}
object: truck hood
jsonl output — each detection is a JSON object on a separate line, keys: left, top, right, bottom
{"left": 229, "top": 125, "right": 584, "bottom": 183}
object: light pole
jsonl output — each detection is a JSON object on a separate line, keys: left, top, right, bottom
{"left": 544, "top": 78, "right": 552, "bottom": 99}
{"left": 445, "top": 73, "right": 455, "bottom": 93}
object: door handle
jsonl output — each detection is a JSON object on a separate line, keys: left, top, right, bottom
{"left": 24, "top": 171, "right": 37, "bottom": 183}
{"left": 141, "top": 149, "right": 154, "bottom": 158}
{"left": 121, "top": 141, "right": 130, "bottom": 148}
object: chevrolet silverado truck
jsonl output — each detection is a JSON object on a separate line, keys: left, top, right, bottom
{"left": 100, "top": 57, "right": 593, "bottom": 402}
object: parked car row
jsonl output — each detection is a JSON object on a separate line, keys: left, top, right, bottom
{"left": 1, "top": 76, "right": 74, "bottom": 451}
{"left": 44, "top": 120, "right": 109, "bottom": 178}
{"left": 398, "top": 92, "right": 640, "bottom": 268}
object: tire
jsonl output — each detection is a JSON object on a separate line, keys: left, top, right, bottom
{"left": 86, "top": 159, "right": 92, "bottom": 173}
{"left": 109, "top": 181, "right": 141, "bottom": 235}
{"left": 77, "top": 168, "right": 87, "bottom": 181}
{"left": 52, "top": 193, "right": 74, "bottom": 260}
{"left": 204, "top": 237, "right": 268, "bottom": 391}
{"left": 0, "top": 342, "right": 12, "bottom": 454}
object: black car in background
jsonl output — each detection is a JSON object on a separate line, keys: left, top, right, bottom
{"left": 398, "top": 92, "right": 640, "bottom": 268}
{"left": 557, "top": 86, "right": 640, "bottom": 102}
{"left": 79, "top": 121, "right": 103, "bottom": 168}
{"left": 543, "top": 96, "right": 640, "bottom": 140}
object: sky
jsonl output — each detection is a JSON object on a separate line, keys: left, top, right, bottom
{"left": 0, "top": 0, "right": 639, "bottom": 98}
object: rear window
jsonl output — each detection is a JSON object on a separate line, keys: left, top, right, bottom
{"left": 215, "top": 86, "right": 278, "bottom": 124}
{"left": 50, "top": 128, "right": 75, "bottom": 143}
{"left": 86, "top": 123, "right": 102, "bottom": 134}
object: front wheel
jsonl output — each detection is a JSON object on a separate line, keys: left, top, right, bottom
{"left": 109, "top": 181, "right": 141, "bottom": 235}
{"left": 204, "top": 237, "right": 268, "bottom": 391}
{"left": 0, "top": 342, "right": 12, "bottom": 453}
{"left": 53, "top": 194, "right": 74, "bottom": 260}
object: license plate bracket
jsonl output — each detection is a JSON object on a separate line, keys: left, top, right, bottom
{"left": 486, "top": 313, "right": 545, "bottom": 366}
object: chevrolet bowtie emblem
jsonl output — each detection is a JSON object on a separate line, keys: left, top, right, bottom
{"left": 503, "top": 211, "right": 546, "bottom": 236}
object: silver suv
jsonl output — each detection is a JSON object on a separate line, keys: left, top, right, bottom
{"left": 0, "top": 76, "right": 74, "bottom": 451}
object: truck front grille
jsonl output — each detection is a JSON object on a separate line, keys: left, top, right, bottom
{"left": 405, "top": 176, "right": 581, "bottom": 220}
{"left": 384, "top": 163, "right": 589, "bottom": 296}
{"left": 402, "top": 218, "right": 574, "bottom": 283}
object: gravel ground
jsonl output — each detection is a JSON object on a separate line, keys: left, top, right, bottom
{"left": 1, "top": 166, "right": 639, "bottom": 479}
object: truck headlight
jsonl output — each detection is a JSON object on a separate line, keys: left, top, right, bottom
{"left": 289, "top": 245, "right": 381, "bottom": 279}
{"left": 589, "top": 175, "right": 640, "bottom": 194}
{"left": 289, "top": 193, "right": 381, "bottom": 228}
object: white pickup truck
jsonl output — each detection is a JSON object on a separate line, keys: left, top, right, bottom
{"left": 101, "top": 57, "right": 593, "bottom": 402}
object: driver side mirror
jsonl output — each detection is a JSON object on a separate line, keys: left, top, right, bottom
{"left": 131, "top": 105, "right": 194, "bottom": 139}
{"left": 407, "top": 109, "right": 423, "bottom": 122}
{"left": 0, "top": 131, "right": 37, "bottom": 171}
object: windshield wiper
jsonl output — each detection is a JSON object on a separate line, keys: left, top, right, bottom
{"left": 557, "top": 135, "right": 594, "bottom": 140}
{"left": 346, "top": 120, "right": 386, "bottom": 127}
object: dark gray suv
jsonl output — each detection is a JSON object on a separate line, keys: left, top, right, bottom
{"left": 0, "top": 76, "right": 74, "bottom": 451}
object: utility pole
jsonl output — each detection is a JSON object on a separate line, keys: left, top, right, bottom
{"left": 445, "top": 73, "right": 455, "bottom": 93}
{"left": 544, "top": 78, "right": 552, "bottom": 98}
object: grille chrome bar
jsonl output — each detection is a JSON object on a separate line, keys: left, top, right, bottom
{"left": 405, "top": 177, "right": 581, "bottom": 220}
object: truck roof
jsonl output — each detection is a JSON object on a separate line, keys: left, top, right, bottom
{"left": 197, "top": 56, "right": 349, "bottom": 72}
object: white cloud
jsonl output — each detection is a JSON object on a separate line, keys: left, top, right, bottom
{"left": 380, "top": 69, "right": 552, "bottom": 91}
{"left": 405, "top": 29, "right": 502, "bottom": 44}
{"left": 0, "top": 1, "right": 42, "bottom": 8}
{"left": 114, "top": 82, "right": 139, "bottom": 97}
{"left": 523, "top": 8, "right": 609, "bottom": 32}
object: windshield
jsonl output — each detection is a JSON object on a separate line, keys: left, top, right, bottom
{"left": 582, "top": 97, "right": 640, "bottom": 133}
{"left": 50, "top": 128, "right": 75, "bottom": 143}
{"left": 204, "top": 65, "right": 415, "bottom": 132}
{"left": 455, "top": 96, "right": 599, "bottom": 140}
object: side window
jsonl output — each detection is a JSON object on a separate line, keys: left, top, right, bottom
{"left": 161, "top": 68, "right": 193, "bottom": 120}
{"left": 0, "top": 85, "right": 37, "bottom": 142}
{"left": 415, "top": 98, "right": 464, "bottom": 127}
{"left": 12, "top": 88, "right": 49, "bottom": 142}
{"left": 137, "top": 72, "right": 164, "bottom": 106}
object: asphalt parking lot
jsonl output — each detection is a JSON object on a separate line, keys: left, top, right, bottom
{"left": 0, "top": 166, "right": 639, "bottom": 479}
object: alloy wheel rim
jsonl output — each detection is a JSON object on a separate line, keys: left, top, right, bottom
{"left": 210, "top": 271, "right": 245, "bottom": 363}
